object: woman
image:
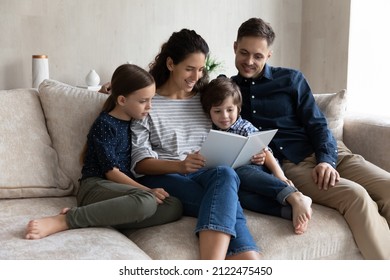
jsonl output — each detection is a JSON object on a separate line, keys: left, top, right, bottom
{"left": 130, "top": 29, "right": 260, "bottom": 260}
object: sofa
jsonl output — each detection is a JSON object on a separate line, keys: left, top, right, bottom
{"left": 1, "top": 79, "right": 389, "bottom": 260}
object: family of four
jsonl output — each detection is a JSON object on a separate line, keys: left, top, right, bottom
{"left": 25, "top": 18, "right": 390, "bottom": 260}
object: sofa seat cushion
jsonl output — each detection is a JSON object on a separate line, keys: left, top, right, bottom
{"left": 0, "top": 196, "right": 151, "bottom": 259}
{"left": 126, "top": 204, "right": 362, "bottom": 260}
{"left": 0, "top": 88, "right": 73, "bottom": 198}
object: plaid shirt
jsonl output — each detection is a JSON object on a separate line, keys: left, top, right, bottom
{"left": 214, "top": 116, "right": 258, "bottom": 136}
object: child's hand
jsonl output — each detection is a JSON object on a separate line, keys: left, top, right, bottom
{"left": 251, "top": 149, "right": 267, "bottom": 165}
{"left": 149, "top": 188, "right": 169, "bottom": 204}
{"left": 275, "top": 175, "right": 295, "bottom": 187}
{"left": 283, "top": 178, "right": 295, "bottom": 187}
{"left": 179, "top": 152, "right": 206, "bottom": 174}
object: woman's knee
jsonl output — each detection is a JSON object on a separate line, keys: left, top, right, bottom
{"left": 216, "top": 166, "right": 240, "bottom": 185}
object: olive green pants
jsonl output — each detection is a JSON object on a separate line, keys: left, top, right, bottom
{"left": 65, "top": 177, "right": 182, "bottom": 230}
{"left": 283, "top": 141, "right": 390, "bottom": 259}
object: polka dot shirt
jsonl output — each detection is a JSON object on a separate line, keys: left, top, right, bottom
{"left": 81, "top": 111, "right": 133, "bottom": 180}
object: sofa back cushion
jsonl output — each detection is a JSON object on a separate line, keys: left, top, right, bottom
{"left": 313, "top": 89, "right": 347, "bottom": 141}
{"left": 38, "top": 79, "right": 108, "bottom": 193}
{"left": 0, "top": 89, "right": 73, "bottom": 198}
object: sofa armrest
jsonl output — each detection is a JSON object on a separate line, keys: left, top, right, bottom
{"left": 343, "top": 114, "right": 390, "bottom": 172}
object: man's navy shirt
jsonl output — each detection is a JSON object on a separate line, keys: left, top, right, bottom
{"left": 231, "top": 64, "right": 338, "bottom": 167}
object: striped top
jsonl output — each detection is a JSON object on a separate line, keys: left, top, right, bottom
{"left": 131, "top": 93, "right": 212, "bottom": 176}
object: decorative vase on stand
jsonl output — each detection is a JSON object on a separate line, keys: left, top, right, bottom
{"left": 85, "top": 69, "right": 100, "bottom": 86}
{"left": 32, "top": 55, "right": 49, "bottom": 88}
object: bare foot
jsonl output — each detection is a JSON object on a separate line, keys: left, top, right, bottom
{"left": 286, "top": 192, "right": 312, "bottom": 234}
{"left": 25, "top": 208, "right": 70, "bottom": 240}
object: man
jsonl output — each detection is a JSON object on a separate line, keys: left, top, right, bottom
{"left": 231, "top": 17, "right": 390, "bottom": 259}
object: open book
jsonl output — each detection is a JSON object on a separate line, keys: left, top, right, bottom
{"left": 199, "top": 129, "right": 278, "bottom": 169}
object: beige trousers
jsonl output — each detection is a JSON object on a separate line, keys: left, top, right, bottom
{"left": 283, "top": 141, "right": 390, "bottom": 259}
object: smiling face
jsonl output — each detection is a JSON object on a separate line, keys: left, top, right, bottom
{"left": 234, "top": 36, "right": 272, "bottom": 79}
{"left": 167, "top": 52, "right": 206, "bottom": 93}
{"left": 209, "top": 96, "right": 239, "bottom": 130}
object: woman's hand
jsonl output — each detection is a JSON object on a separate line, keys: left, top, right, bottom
{"left": 251, "top": 149, "right": 267, "bottom": 165}
{"left": 149, "top": 188, "right": 169, "bottom": 204}
{"left": 179, "top": 152, "right": 206, "bottom": 174}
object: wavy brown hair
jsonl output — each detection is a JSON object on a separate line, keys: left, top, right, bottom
{"left": 149, "top": 28, "right": 210, "bottom": 93}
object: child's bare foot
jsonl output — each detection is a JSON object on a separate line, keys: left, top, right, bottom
{"left": 286, "top": 192, "right": 312, "bottom": 234}
{"left": 25, "top": 208, "right": 70, "bottom": 240}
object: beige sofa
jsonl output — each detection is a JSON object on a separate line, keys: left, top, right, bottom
{"left": 1, "top": 79, "right": 388, "bottom": 260}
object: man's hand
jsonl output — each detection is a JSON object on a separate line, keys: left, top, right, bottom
{"left": 312, "top": 162, "right": 340, "bottom": 190}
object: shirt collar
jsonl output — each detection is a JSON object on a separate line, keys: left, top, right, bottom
{"left": 212, "top": 116, "right": 244, "bottom": 132}
{"left": 234, "top": 64, "right": 273, "bottom": 83}
{"left": 262, "top": 64, "right": 273, "bottom": 80}
{"left": 229, "top": 116, "right": 244, "bottom": 131}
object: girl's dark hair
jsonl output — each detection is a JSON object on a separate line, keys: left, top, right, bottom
{"left": 149, "top": 28, "right": 210, "bottom": 93}
{"left": 102, "top": 64, "right": 155, "bottom": 112}
{"left": 80, "top": 64, "right": 154, "bottom": 164}
{"left": 200, "top": 77, "right": 242, "bottom": 115}
{"left": 236, "top": 17, "right": 275, "bottom": 46}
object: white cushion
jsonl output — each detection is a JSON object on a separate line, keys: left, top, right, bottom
{"left": 313, "top": 89, "right": 347, "bottom": 140}
{"left": 38, "top": 79, "right": 108, "bottom": 192}
{"left": 0, "top": 89, "right": 72, "bottom": 198}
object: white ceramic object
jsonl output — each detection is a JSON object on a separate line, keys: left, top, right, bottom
{"left": 32, "top": 55, "right": 49, "bottom": 88}
{"left": 85, "top": 69, "right": 100, "bottom": 86}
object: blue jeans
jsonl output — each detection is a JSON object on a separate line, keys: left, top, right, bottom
{"left": 137, "top": 166, "right": 259, "bottom": 256}
{"left": 236, "top": 164, "right": 297, "bottom": 220}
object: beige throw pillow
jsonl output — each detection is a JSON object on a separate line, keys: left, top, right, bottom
{"left": 38, "top": 79, "right": 108, "bottom": 193}
{"left": 0, "top": 89, "right": 72, "bottom": 198}
{"left": 313, "top": 89, "right": 347, "bottom": 141}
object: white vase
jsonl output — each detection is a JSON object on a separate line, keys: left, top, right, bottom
{"left": 85, "top": 69, "right": 100, "bottom": 86}
{"left": 32, "top": 55, "right": 49, "bottom": 88}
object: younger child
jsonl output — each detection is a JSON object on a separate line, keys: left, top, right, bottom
{"left": 25, "top": 64, "right": 182, "bottom": 239}
{"left": 200, "top": 77, "right": 312, "bottom": 234}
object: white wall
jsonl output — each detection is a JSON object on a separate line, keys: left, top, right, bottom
{"left": 0, "top": 0, "right": 303, "bottom": 89}
{"left": 301, "top": 0, "right": 350, "bottom": 94}
{"left": 348, "top": 0, "right": 390, "bottom": 116}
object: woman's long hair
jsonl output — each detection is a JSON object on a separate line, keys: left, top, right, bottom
{"left": 149, "top": 29, "right": 210, "bottom": 93}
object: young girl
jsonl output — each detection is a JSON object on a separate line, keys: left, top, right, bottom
{"left": 25, "top": 64, "right": 182, "bottom": 239}
{"left": 200, "top": 77, "right": 312, "bottom": 234}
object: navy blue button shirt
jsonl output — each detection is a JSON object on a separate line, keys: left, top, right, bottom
{"left": 81, "top": 111, "right": 133, "bottom": 180}
{"left": 231, "top": 64, "right": 337, "bottom": 167}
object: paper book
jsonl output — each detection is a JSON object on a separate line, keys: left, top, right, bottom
{"left": 199, "top": 129, "right": 278, "bottom": 169}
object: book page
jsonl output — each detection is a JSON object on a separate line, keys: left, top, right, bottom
{"left": 199, "top": 130, "right": 247, "bottom": 168}
{"left": 232, "top": 129, "right": 278, "bottom": 168}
